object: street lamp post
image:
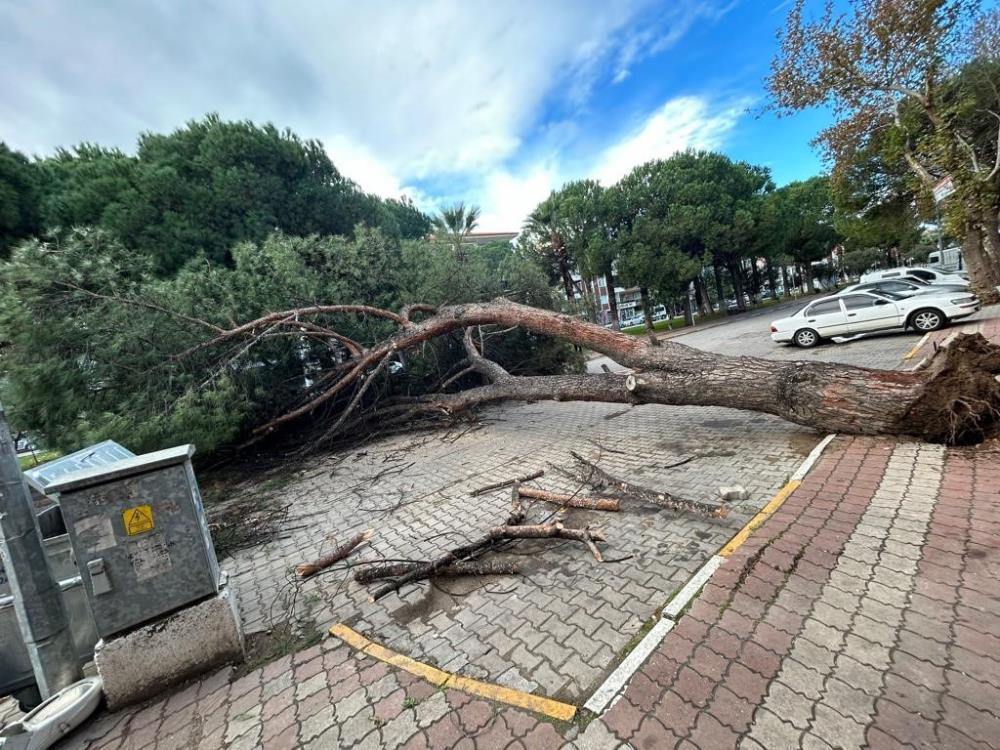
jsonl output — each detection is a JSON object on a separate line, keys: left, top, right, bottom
{"left": 0, "top": 404, "right": 81, "bottom": 699}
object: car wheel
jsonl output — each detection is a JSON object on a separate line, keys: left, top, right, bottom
{"left": 910, "top": 308, "right": 945, "bottom": 332}
{"left": 793, "top": 328, "right": 820, "bottom": 348}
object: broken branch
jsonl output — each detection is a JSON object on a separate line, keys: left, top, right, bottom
{"left": 353, "top": 560, "right": 518, "bottom": 584}
{"left": 470, "top": 469, "right": 545, "bottom": 496}
{"left": 295, "top": 529, "right": 374, "bottom": 579}
{"left": 517, "top": 486, "right": 620, "bottom": 512}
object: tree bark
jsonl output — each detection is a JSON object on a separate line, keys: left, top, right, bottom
{"left": 728, "top": 262, "right": 747, "bottom": 311}
{"left": 639, "top": 285, "right": 657, "bottom": 341}
{"left": 962, "top": 211, "right": 1000, "bottom": 302}
{"left": 517, "top": 486, "right": 620, "bottom": 512}
{"left": 183, "top": 297, "right": 1000, "bottom": 447}
{"left": 766, "top": 258, "right": 779, "bottom": 300}
{"left": 604, "top": 271, "right": 620, "bottom": 330}
{"left": 713, "top": 264, "right": 725, "bottom": 306}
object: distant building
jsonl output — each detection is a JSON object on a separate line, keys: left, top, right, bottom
{"left": 430, "top": 231, "right": 518, "bottom": 247}
{"left": 571, "top": 272, "right": 640, "bottom": 324}
{"left": 463, "top": 231, "right": 517, "bottom": 246}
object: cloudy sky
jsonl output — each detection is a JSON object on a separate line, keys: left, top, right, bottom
{"left": 0, "top": 0, "right": 833, "bottom": 231}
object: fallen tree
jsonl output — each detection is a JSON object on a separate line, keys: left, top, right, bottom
{"left": 173, "top": 298, "right": 1000, "bottom": 446}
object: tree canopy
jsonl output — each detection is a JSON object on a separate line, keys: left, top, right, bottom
{"left": 7, "top": 115, "right": 431, "bottom": 274}
{"left": 0, "top": 143, "right": 42, "bottom": 256}
{"left": 768, "top": 0, "right": 1000, "bottom": 296}
{"left": 0, "top": 228, "right": 575, "bottom": 454}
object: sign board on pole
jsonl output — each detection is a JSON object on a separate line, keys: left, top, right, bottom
{"left": 933, "top": 176, "right": 955, "bottom": 203}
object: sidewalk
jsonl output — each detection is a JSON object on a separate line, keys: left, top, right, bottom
{"left": 52, "top": 434, "right": 999, "bottom": 749}
{"left": 587, "top": 436, "right": 1000, "bottom": 749}
{"left": 30, "top": 320, "right": 1000, "bottom": 748}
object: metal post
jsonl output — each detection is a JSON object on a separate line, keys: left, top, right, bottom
{"left": 0, "top": 404, "right": 81, "bottom": 698}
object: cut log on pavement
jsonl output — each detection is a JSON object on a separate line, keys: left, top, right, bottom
{"left": 354, "top": 560, "right": 518, "bottom": 584}
{"left": 517, "top": 486, "right": 620, "bottom": 512}
{"left": 369, "top": 521, "right": 606, "bottom": 601}
{"left": 295, "top": 529, "right": 373, "bottom": 579}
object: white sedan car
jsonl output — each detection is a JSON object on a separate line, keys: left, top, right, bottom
{"left": 769, "top": 289, "right": 980, "bottom": 347}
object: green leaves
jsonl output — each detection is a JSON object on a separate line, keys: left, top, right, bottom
{"left": 29, "top": 116, "right": 430, "bottom": 274}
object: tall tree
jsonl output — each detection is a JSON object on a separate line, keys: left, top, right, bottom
{"left": 36, "top": 115, "right": 425, "bottom": 273}
{"left": 768, "top": 0, "right": 1000, "bottom": 299}
{"left": 0, "top": 143, "right": 42, "bottom": 257}
{"left": 561, "top": 180, "right": 618, "bottom": 328}
{"left": 521, "top": 194, "right": 576, "bottom": 300}
{"left": 615, "top": 161, "right": 701, "bottom": 334}
{"left": 431, "top": 201, "right": 481, "bottom": 261}
{"left": 771, "top": 177, "right": 842, "bottom": 292}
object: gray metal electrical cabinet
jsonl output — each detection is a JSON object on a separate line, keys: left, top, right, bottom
{"left": 46, "top": 445, "right": 220, "bottom": 639}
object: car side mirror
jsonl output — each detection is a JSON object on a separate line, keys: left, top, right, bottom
{"left": 874, "top": 299, "right": 889, "bottom": 306}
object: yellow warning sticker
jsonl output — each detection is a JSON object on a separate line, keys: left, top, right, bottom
{"left": 122, "top": 505, "right": 155, "bottom": 535}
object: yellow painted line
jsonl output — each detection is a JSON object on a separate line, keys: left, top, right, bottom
{"left": 329, "top": 623, "right": 577, "bottom": 721}
{"left": 719, "top": 479, "right": 801, "bottom": 557}
{"left": 903, "top": 332, "right": 930, "bottom": 360}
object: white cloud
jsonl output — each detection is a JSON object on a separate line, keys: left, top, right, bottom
{"left": 594, "top": 96, "right": 749, "bottom": 185}
{"left": 468, "top": 94, "right": 750, "bottom": 231}
{"left": 476, "top": 163, "right": 561, "bottom": 232}
{"left": 0, "top": 1, "right": 745, "bottom": 232}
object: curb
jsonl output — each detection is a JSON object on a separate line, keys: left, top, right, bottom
{"left": 582, "top": 432, "right": 838, "bottom": 716}
{"left": 903, "top": 332, "right": 930, "bottom": 361}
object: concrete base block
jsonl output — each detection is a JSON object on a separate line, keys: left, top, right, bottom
{"left": 94, "top": 584, "right": 244, "bottom": 710}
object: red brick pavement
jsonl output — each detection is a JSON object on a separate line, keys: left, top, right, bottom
{"left": 594, "top": 436, "right": 1000, "bottom": 749}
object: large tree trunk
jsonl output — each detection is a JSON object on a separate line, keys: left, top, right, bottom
{"left": 963, "top": 212, "right": 1000, "bottom": 303}
{"left": 802, "top": 262, "right": 814, "bottom": 294}
{"left": 695, "top": 277, "right": 713, "bottom": 316}
{"left": 209, "top": 299, "right": 1000, "bottom": 447}
{"left": 766, "top": 258, "right": 779, "bottom": 300}
{"left": 728, "top": 262, "right": 747, "bottom": 311}
{"left": 604, "top": 271, "right": 620, "bottom": 330}
{"left": 640, "top": 286, "right": 655, "bottom": 334}
{"left": 713, "top": 264, "right": 725, "bottom": 305}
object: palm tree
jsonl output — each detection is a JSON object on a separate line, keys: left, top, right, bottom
{"left": 432, "top": 202, "right": 481, "bottom": 261}
{"left": 522, "top": 197, "right": 576, "bottom": 301}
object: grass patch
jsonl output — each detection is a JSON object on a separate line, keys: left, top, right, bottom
{"left": 234, "top": 619, "right": 322, "bottom": 679}
{"left": 618, "top": 614, "right": 660, "bottom": 658}
{"left": 17, "top": 450, "right": 61, "bottom": 470}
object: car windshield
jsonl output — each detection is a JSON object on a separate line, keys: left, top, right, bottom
{"left": 870, "top": 290, "right": 905, "bottom": 301}
{"left": 904, "top": 277, "right": 930, "bottom": 285}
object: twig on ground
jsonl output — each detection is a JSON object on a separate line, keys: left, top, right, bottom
{"left": 295, "top": 529, "right": 374, "bottom": 579}
{"left": 470, "top": 469, "right": 545, "bottom": 496}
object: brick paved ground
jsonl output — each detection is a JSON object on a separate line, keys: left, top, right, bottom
{"left": 225, "top": 400, "right": 815, "bottom": 701}
{"left": 50, "top": 434, "right": 1000, "bottom": 749}
{"left": 5, "top": 304, "right": 996, "bottom": 748}
{"left": 590, "top": 436, "right": 1000, "bottom": 749}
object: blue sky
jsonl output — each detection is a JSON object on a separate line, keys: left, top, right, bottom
{"left": 1, "top": 0, "right": 835, "bottom": 231}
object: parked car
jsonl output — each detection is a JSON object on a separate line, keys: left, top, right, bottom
{"left": 839, "top": 278, "right": 969, "bottom": 298}
{"left": 927, "top": 246, "right": 964, "bottom": 273}
{"left": 726, "top": 295, "right": 751, "bottom": 312}
{"left": 619, "top": 315, "right": 645, "bottom": 328}
{"left": 769, "top": 289, "right": 980, "bottom": 348}
{"left": 860, "top": 266, "right": 969, "bottom": 287}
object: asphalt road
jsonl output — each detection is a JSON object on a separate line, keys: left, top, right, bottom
{"left": 586, "top": 296, "right": 989, "bottom": 374}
